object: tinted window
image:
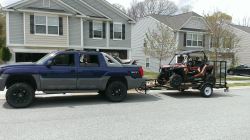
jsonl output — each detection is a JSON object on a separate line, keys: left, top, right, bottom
{"left": 53, "top": 54, "right": 75, "bottom": 66}
{"left": 80, "top": 54, "right": 99, "bottom": 67}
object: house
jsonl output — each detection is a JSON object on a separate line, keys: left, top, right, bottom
{"left": 131, "top": 12, "right": 212, "bottom": 72}
{"left": 227, "top": 24, "right": 250, "bottom": 66}
{"left": 4, "top": 0, "right": 135, "bottom": 62}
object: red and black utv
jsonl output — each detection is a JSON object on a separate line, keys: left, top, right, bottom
{"left": 141, "top": 50, "right": 228, "bottom": 97}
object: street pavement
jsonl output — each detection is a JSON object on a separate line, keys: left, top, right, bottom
{"left": 0, "top": 88, "right": 250, "bottom": 140}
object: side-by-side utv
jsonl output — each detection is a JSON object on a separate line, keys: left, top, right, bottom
{"left": 140, "top": 50, "right": 228, "bottom": 97}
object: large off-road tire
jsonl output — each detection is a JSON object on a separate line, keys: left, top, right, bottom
{"left": 157, "top": 74, "right": 167, "bottom": 85}
{"left": 6, "top": 83, "right": 35, "bottom": 108}
{"left": 170, "top": 74, "right": 182, "bottom": 88}
{"left": 200, "top": 84, "right": 213, "bottom": 98}
{"left": 105, "top": 81, "right": 127, "bottom": 102}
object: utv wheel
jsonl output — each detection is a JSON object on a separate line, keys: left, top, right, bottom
{"left": 105, "top": 81, "right": 127, "bottom": 102}
{"left": 200, "top": 84, "right": 213, "bottom": 98}
{"left": 157, "top": 74, "right": 167, "bottom": 85}
{"left": 6, "top": 83, "right": 35, "bottom": 108}
{"left": 170, "top": 74, "right": 182, "bottom": 88}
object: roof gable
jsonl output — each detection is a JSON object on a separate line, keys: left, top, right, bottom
{"left": 151, "top": 12, "right": 207, "bottom": 31}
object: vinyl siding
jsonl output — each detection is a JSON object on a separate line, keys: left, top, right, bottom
{"left": 178, "top": 32, "right": 210, "bottom": 51}
{"left": 183, "top": 17, "right": 209, "bottom": 30}
{"left": 24, "top": 0, "right": 65, "bottom": 11}
{"left": 131, "top": 17, "right": 170, "bottom": 72}
{"left": 83, "top": 21, "right": 106, "bottom": 48}
{"left": 83, "top": 0, "right": 132, "bottom": 48}
{"left": 61, "top": 0, "right": 102, "bottom": 17}
{"left": 230, "top": 26, "right": 250, "bottom": 66}
{"left": 9, "top": 12, "right": 24, "bottom": 44}
{"left": 25, "top": 13, "right": 68, "bottom": 47}
{"left": 69, "top": 17, "right": 81, "bottom": 46}
{"left": 109, "top": 23, "right": 131, "bottom": 48}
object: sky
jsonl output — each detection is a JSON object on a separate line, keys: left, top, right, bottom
{"left": 1, "top": 0, "right": 249, "bottom": 24}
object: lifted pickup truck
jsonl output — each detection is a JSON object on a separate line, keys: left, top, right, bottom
{"left": 0, "top": 50, "right": 145, "bottom": 108}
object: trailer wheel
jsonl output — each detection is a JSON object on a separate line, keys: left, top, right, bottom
{"left": 200, "top": 84, "right": 213, "bottom": 97}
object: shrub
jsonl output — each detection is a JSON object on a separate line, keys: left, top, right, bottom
{"left": 0, "top": 47, "right": 12, "bottom": 62}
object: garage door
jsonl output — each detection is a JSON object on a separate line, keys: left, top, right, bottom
{"left": 15, "top": 53, "right": 47, "bottom": 62}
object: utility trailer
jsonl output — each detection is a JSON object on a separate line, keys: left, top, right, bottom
{"left": 137, "top": 51, "right": 229, "bottom": 97}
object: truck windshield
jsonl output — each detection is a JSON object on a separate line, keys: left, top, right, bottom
{"left": 36, "top": 53, "right": 56, "bottom": 65}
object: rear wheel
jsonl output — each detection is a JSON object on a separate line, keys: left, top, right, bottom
{"left": 105, "top": 81, "right": 127, "bottom": 102}
{"left": 6, "top": 83, "right": 35, "bottom": 108}
{"left": 200, "top": 84, "right": 213, "bottom": 97}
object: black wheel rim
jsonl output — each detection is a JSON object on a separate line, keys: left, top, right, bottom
{"left": 10, "top": 88, "right": 30, "bottom": 104}
{"left": 111, "top": 86, "right": 123, "bottom": 97}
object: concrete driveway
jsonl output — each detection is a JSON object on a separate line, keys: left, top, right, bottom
{"left": 0, "top": 88, "right": 249, "bottom": 140}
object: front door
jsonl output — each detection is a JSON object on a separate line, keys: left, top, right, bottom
{"left": 41, "top": 53, "right": 77, "bottom": 90}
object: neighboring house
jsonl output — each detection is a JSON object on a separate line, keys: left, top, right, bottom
{"left": 227, "top": 24, "right": 250, "bottom": 66}
{"left": 131, "top": 12, "right": 212, "bottom": 72}
{"left": 4, "top": 0, "right": 135, "bottom": 62}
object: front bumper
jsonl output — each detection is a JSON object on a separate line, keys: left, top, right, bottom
{"left": 126, "top": 77, "right": 146, "bottom": 90}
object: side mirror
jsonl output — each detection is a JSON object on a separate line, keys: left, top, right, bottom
{"left": 46, "top": 60, "right": 53, "bottom": 68}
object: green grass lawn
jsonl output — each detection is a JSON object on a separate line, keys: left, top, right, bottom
{"left": 144, "top": 71, "right": 158, "bottom": 79}
{"left": 227, "top": 76, "right": 250, "bottom": 81}
{"left": 228, "top": 83, "right": 250, "bottom": 87}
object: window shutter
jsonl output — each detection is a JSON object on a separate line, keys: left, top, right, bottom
{"left": 183, "top": 32, "right": 187, "bottom": 47}
{"left": 89, "top": 21, "right": 93, "bottom": 38}
{"left": 203, "top": 34, "right": 206, "bottom": 47}
{"left": 122, "top": 24, "right": 125, "bottom": 40}
{"left": 103, "top": 22, "right": 106, "bottom": 39}
{"left": 110, "top": 23, "right": 113, "bottom": 39}
{"left": 30, "top": 15, "right": 34, "bottom": 34}
{"left": 59, "top": 17, "right": 63, "bottom": 35}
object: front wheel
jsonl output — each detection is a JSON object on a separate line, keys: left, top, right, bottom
{"left": 105, "top": 81, "right": 127, "bottom": 102}
{"left": 6, "top": 83, "right": 35, "bottom": 108}
{"left": 200, "top": 84, "right": 213, "bottom": 98}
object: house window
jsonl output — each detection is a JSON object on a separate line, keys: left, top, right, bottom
{"left": 93, "top": 21, "right": 103, "bottom": 39}
{"left": 186, "top": 33, "right": 203, "bottom": 47}
{"left": 35, "top": 15, "right": 59, "bottom": 35}
{"left": 35, "top": 16, "right": 46, "bottom": 34}
{"left": 48, "top": 17, "right": 59, "bottom": 35}
{"left": 146, "top": 58, "right": 150, "bottom": 68}
{"left": 114, "top": 23, "right": 122, "bottom": 40}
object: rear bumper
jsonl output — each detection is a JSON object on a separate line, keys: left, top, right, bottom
{"left": 126, "top": 77, "right": 146, "bottom": 89}
{"left": 0, "top": 74, "right": 8, "bottom": 91}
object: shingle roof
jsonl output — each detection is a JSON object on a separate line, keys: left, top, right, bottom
{"left": 230, "top": 24, "right": 250, "bottom": 34}
{"left": 151, "top": 12, "right": 202, "bottom": 30}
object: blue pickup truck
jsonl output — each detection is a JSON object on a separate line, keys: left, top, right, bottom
{"left": 0, "top": 50, "right": 145, "bottom": 108}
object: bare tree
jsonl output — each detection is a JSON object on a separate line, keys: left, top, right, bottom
{"left": 113, "top": 3, "right": 126, "bottom": 13}
{"left": 128, "top": 0, "right": 178, "bottom": 21}
{"left": 144, "top": 23, "right": 177, "bottom": 69}
{"left": 179, "top": 5, "right": 192, "bottom": 14}
{"left": 205, "top": 11, "right": 240, "bottom": 67}
{"left": 238, "top": 17, "right": 250, "bottom": 27}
